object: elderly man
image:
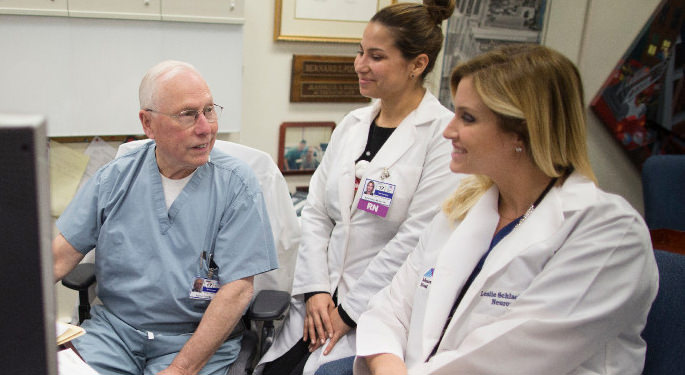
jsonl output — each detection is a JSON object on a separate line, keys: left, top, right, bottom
{"left": 52, "top": 61, "right": 278, "bottom": 375}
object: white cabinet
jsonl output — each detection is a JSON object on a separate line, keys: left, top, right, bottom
{"left": 162, "top": 0, "right": 243, "bottom": 24}
{"left": 0, "top": 0, "right": 68, "bottom": 16}
{"left": 0, "top": 0, "right": 243, "bottom": 23}
{"left": 68, "top": 0, "right": 161, "bottom": 21}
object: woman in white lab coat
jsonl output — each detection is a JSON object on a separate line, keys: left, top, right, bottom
{"left": 256, "top": 2, "right": 461, "bottom": 375}
{"left": 354, "top": 44, "right": 659, "bottom": 375}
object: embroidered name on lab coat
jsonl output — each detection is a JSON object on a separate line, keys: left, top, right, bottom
{"left": 420, "top": 268, "right": 434, "bottom": 288}
{"left": 480, "top": 290, "right": 518, "bottom": 307}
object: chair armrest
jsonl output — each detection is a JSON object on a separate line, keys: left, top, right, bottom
{"left": 650, "top": 229, "right": 685, "bottom": 255}
{"left": 247, "top": 290, "right": 290, "bottom": 321}
{"left": 61, "top": 263, "right": 96, "bottom": 291}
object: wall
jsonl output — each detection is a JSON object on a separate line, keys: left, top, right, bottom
{"left": 0, "top": 15, "right": 243, "bottom": 136}
{"left": 241, "top": 0, "right": 660, "bottom": 208}
{"left": 577, "top": 0, "right": 662, "bottom": 214}
{"left": 542, "top": 0, "right": 662, "bottom": 214}
{"left": 238, "top": 0, "right": 433, "bottom": 190}
{"left": 236, "top": 2, "right": 356, "bottom": 189}
{"left": 53, "top": 0, "right": 661, "bottom": 322}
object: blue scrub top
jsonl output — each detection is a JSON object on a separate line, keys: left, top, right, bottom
{"left": 57, "top": 142, "right": 278, "bottom": 333}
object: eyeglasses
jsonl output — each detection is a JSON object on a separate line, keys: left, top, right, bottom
{"left": 145, "top": 104, "right": 223, "bottom": 128}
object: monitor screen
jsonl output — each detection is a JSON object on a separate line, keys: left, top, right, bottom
{"left": 0, "top": 114, "right": 57, "bottom": 375}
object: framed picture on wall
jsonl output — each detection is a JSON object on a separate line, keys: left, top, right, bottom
{"left": 437, "top": 0, "right": 548, "bottom": 109}
{"left": 590, "top": 0, "right": 685, "bottom": 168}
{"left": 274, "top": 0, "right": 396, "bottom": 43}
{"left": 278, "top": 121, "right": 336, "bottom": 175}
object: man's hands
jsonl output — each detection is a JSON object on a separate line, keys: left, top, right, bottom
{"left": 303, "top": 293, "right": 352, "bottom": 354}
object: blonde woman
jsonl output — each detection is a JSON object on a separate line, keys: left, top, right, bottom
{"left": 354, "top": 44, "right": 658, "bottom": 375}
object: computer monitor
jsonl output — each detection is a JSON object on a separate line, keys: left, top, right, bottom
{"left": 0, "top": 114, "right": 57, "bottom": 375}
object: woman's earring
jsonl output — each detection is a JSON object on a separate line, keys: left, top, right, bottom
{"left": 410, "top": 73, "right": 415, "bottom": 79}
{"left": 515, "top": 146, "right": 523, "bottom": 153}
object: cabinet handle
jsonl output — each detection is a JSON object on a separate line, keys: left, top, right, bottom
{"left": 230, "top": 1, "right": 235, "bottom": 10}
{"left": 144, "top": 0, "right": 150, "bottom": 6}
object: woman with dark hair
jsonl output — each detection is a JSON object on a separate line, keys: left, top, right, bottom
{"left": 255, "top": 2, "right": 461, "bottom": 375}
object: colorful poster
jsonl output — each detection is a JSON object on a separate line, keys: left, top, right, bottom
{"left": 590, "top": 0, "right": 685, "bottom": 169}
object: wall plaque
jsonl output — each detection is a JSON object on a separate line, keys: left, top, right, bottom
{"left": 290, "top": 55, "right": 370, "bottom": 103}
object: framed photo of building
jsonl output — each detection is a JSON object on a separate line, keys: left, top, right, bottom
{"left": 438, "top": 0, "right": 548, "bottom": 109}
{"left": 278, "top": 121, "right": 336, "bottom": 175}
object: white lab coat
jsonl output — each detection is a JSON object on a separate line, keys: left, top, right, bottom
{"left": 354, "top": 173, "right": 659, "bottom": 375}
{"left": 257, "top": 91, "right": 463, "bottom": 374}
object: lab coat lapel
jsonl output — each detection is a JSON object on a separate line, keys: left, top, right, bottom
{"left": 350, "top": 106, "right": 421, "bottom": 214}
{"left": 367, "top": 113, "right": 416, "bottom": 171}
{"left": 365, "top": 91, "right": 439, "bottom": 175}
{"left": 350, "top": 118, "right": 417, "bottom": 213}
{"left": 338, "top": 105, "right": 377, "bottom": 222}
{"left": 420, "top": 187, "right": 500, "bottom": 359}
{"left": 443, "top": 184, "right": 565, "bottom": 339}
{"left": 482, "top": 186, "right": 564, "bottom": 273}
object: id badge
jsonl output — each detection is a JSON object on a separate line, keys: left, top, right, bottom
{"left": 189, "top": 251, "right": 219, "bottom": 300}
{"left": 357, "top": 178, "right": 396, "bottom": 218}
{"left": 189, "top": 277, "right": 219, "bottom": 300}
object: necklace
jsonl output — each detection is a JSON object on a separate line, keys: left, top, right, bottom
{"left": 513, "top": 177, "right": 557, "bottom": 230}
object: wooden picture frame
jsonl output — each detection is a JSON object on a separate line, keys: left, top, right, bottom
{"left": 274, "top": 0, "right": 396, "bottom": 43}
{"left": 278, "top": 121, "right": 335, "bottom": 175}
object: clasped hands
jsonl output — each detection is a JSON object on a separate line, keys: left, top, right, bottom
{"left": 303, "top": 293, "right": 351, "bottom": 355}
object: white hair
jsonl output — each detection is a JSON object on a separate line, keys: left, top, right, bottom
{"left": 138, "top": 60, "right": 200, "bottom": 109}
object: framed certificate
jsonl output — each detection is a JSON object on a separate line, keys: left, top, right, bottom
{"left": 274, "top": 0, "right": 396, "bottom": 43}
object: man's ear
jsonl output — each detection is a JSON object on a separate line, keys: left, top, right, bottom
{"left": 139, "top": 110, "right": 155, "bottom": 139}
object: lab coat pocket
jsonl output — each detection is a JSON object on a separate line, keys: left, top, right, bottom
{"left": 439, "top": 310, "right": 498, "bottom": 354}
{"left": 471, "top": 287, "right": 521, "bottom": 317}
{"left": 469, "top": 241, "right": 558, "bottom": 317}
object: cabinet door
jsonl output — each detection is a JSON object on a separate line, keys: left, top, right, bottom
{"left": 162, "top": 0, "right": 244, "bottom": 24}
{"left": 0, "top": 0, "right": 68, "bottom": 16}
{"left": 68, "top": 0, "right": 161, "bottom": 20}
